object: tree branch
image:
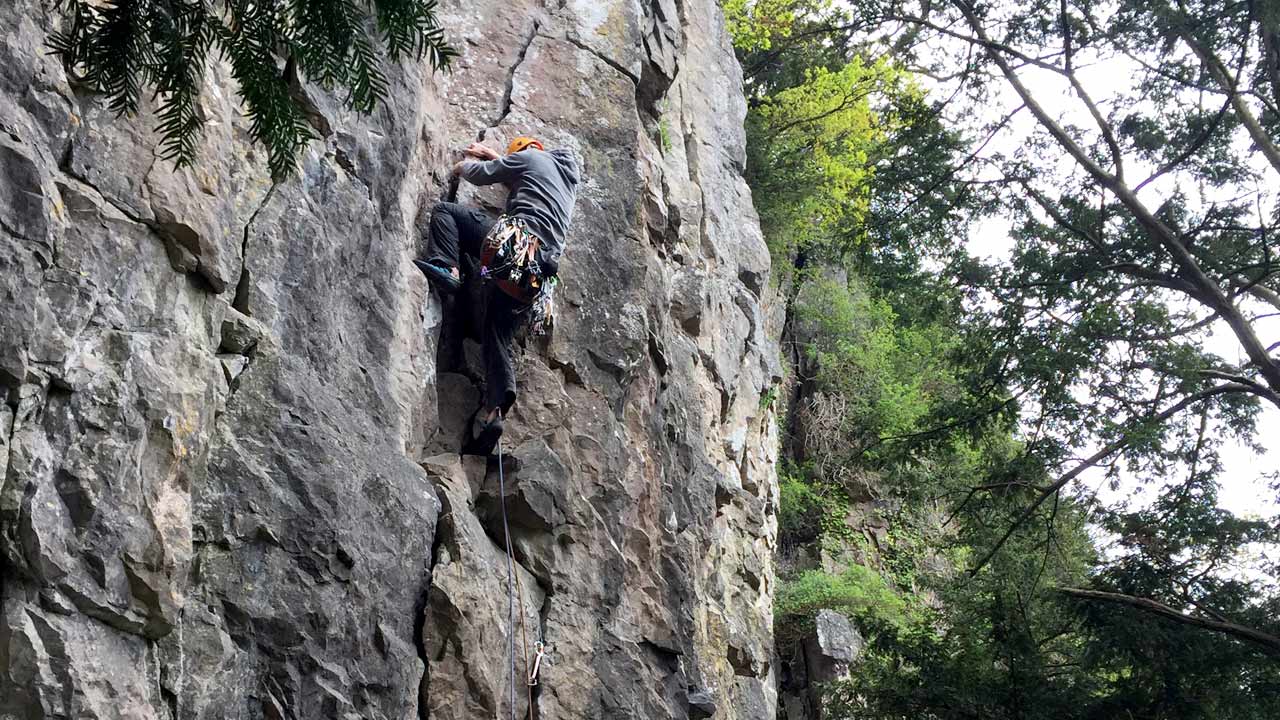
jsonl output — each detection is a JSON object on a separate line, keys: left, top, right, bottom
{"left": 1058, "top": 587, "right": 1280, "bottom": 656}
{"left": 1196, "top": 369, "right": 1280, "bottom": 405}
{"left": 1099, "top": 312, "right": 1219, "bottom": 342}
{"left": 1059, "top": 0, "right": 1124, "bottom": 180}
{"left": 950, "top": 0, "right": 1280, "bottom": 401}
{"left": 1175, "top": 16, "right": 1280, "bottom": 177}
{"left": 968, "top": 384, "right": 1254, "bottom": 576}
{"left": 1133, "top": 96, "right": 1233, "bottom": 194}
{"left": 1260, "top": 17, "right": 1280, "bottom": 115}
{"left": 1240, "top": 282, "right": 1280, "bottom": 313}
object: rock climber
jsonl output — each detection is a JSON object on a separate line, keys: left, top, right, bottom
{"left": 415, "top": 136, "right": 580, "bottom": 455}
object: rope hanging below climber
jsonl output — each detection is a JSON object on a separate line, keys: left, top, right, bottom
{"left": 497, "top": 427, "right": 548, "bottom": 719}
{"left": 415, "top": 134, "right": 578, "bottom": 717}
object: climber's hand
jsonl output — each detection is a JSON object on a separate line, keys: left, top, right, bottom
{"left": 464, "top": 142, "right": 500, "bottom": 160}
{"left": 452, "top": 160, "right": 466, "bottom": 177}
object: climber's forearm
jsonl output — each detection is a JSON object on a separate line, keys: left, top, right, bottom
{"left": 464, "top": 142, "right": 500, "bottom": 160}
{"left": 459, "top": 154, "right": 523, "bottom": 186}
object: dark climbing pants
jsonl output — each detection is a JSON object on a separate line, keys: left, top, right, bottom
{"left": 425, "top": 202, "right": 526, "bottom": 414}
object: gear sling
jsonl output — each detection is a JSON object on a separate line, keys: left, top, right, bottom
{"left": 480, "top": 215, "right": 557, "bottom": 336}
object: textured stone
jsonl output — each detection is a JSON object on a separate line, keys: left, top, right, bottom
{"left": 779, "top": 610, "right": 865, "bottom": 719}
{"left": 806, "top": 609, "right": 864, "bottom": 679}
{"left": 420, "top": 455, "right": 545, "bottom": 720}
{"left": 0, "top": 0, "right": 779, "bottom": 718}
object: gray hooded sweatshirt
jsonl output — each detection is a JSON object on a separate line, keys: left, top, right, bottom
{"left": 461, "top": 148, "right": 581, "bottom": 274}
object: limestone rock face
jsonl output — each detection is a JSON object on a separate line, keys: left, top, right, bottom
{"left": 0, "top": 0, "right": 778, "bottom": 718}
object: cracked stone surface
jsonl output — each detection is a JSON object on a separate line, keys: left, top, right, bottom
{"left": 0, "top": 0, "right": 780, "bottom": 718}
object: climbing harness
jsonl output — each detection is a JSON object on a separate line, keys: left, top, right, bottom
{"left": 480, "top": 216, "right": 558, "bottom": 336}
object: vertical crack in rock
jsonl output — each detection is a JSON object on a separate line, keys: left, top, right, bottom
{"left": 488, "top": 20, "right": 543, "bottom": 133}
{"left": 682, "top": 128, "right": 714, "bottom": 261}
{"left": 528, "top": 576, "right": 553, "bottom": 719}
{"left": 416, "top": 498, "right": 454, "bottom": 720}
{"left": 233, "top": 185, "right": 276, "bottom": 315}
{"left": 0, "top": 402, "right": 14, "bottom": 558}
{"left": 414, "top": 567, "right": 435, "bottom": 720}
{"left": 638, "top": 0, "right": 683, "bottom": 124}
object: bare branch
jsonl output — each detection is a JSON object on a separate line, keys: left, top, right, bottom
{"left": 1196, "top": 369, "right": 1280, "bottom": 405}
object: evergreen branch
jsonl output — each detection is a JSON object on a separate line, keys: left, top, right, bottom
{"left": 48, "top": 0, "right": 454, "bottom": 176}
{"left": 1059, "top": 587, "right": 1280, "bottom": 657}
{"left": 968, "top": 383, "right": 1254, "bottom": 577}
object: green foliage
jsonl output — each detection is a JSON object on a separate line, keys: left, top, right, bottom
{"left": 721, "top": 0, "right": 832, "bottom": 52}
{"left": 657, "top": 117, "right": 673, "bottom": 153}
{"left": 758, "top": 383, "right": 778, "bottom": 412}
{"left": 747, "top": 58, "right": 916, "bottom": 271}
{"left": 778, "top": 474, "right": 824, "bottom": 542}
{"left": 774, "top": 565, "right": 918, "bottom": 645}
{"left": 48, "top": 0, "right": 455, "bottom": 177}
{"left": 795, "top": 276, "right": 961, "bottom": 449}
{"left": 777, "top": 463, "right": 859, "bottom": 548}
{"left": 816, "top": 498, "right": 1101, "bottom": 720}
{"left": 743, "top": 0, "right": 1280, "bottom": 717}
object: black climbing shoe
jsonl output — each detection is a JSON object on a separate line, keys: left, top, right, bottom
{"left": 413, "top": 260, "right": 462, "bottom": 294}
{"left": 461, "top": 416, "right": 504, "bottom": 456}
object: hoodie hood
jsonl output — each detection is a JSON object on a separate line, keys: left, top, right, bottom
{"left": 548, "top": 148, "right": 581, "bottom": 187}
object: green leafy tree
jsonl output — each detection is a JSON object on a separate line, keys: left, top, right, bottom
{"left": 834, "top": 0, "right": 1280, "bottom": 652}
{"left": 736, "top": 0, "right": 1280, "bottom": 717}
{"left": 49, "top": 0, "right": 455, "bottom": 176}
{"left": 723, "top": 0, "right": 835, "bottom": 53}
{"left": 747, "top": 57, "right": 916, "bottom": 271}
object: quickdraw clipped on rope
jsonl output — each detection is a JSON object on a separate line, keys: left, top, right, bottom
{"left": 528, "top": 276, "right": 557, "bottom": 336}
{"left": 497, "top": 424, "right": 548, "bottom": 718}
{"left": 528, "top": 640, "right": 548, "bottom": 687}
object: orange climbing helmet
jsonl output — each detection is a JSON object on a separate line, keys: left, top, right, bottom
{"left": 506, "top": 136, "right": 544, "bottom": 154}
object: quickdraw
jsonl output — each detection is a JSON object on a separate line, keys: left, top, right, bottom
{"left": 528, "top": 641, "right": 548, "bottom": 687}
{"left": 480, "top": 216, "right": 558, "bottom": 336}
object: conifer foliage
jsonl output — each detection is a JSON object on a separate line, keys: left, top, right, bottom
{"left": 48, "top": 0, "right": 455, "bottom": 176}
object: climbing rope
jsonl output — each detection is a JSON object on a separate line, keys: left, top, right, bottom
{"left": 497, "top": 425, "right": 518, "bottom": 720}
{"left": 497, "top": 423, "right": 539, "bottom": 719}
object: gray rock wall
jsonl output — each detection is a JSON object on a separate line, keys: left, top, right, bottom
{"left": 0, "top": 0, "right": 780, "bottom": 718}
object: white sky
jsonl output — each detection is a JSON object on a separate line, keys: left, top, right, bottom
{"left": 969, "top": 216, "right": 1280, "bottom": 519}
{"left": 913, "top": 18, "right": 1280, "bottom": 521}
